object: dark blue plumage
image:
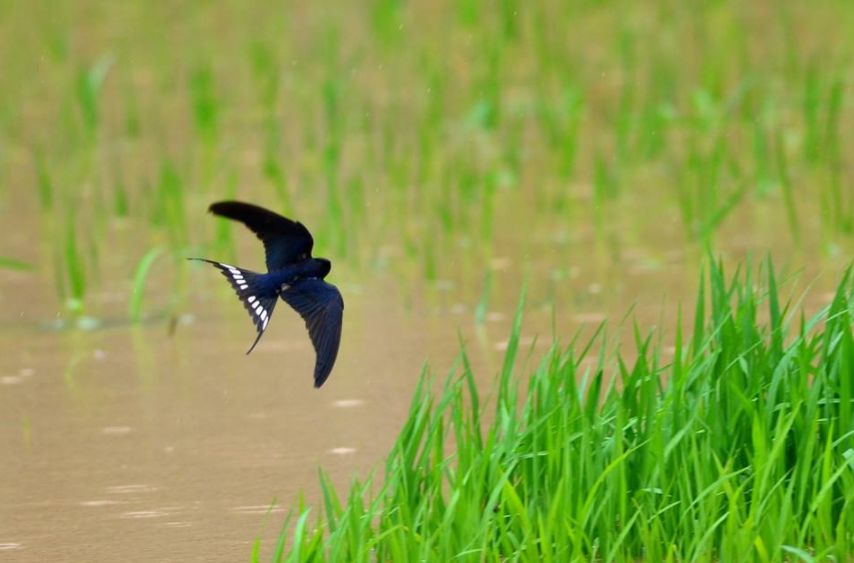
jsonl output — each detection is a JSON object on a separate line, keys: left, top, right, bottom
{"left": 190, "top": 201, "right": 344, "bottom": 388}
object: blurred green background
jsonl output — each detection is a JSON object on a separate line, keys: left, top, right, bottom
{"left": 0, "top": 0, "right": 851, "bottom": 321}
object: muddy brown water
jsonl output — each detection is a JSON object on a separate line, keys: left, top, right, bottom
{"left": 2, "top": 188, "right": 851, "bottom": 561}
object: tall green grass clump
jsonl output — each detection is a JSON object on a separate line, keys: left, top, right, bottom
{"left": 262, "top": 260, "right": 854, "bottom": 561}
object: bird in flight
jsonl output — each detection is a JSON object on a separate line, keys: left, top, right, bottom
{"left": 190, "top": 201, "right": 344, "bottom": 388}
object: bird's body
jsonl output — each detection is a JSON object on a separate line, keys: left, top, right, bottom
{"left": 190, "top": 201, "right": 343, "bottom": 388}
{"left": 248, "top": 257, "right": 331, "bottom": 294}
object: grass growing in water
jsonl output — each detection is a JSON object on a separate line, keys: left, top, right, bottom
{"left": 0, "top": 256, "right": 33, "bottom": 271}
{"left": 2, "top": 2, "right": 852, "bottom": 318}
{"left": 128, "top": 246, "right": 164, "bottom": 322}
{"left": 260, "top": 260, "right": 854, "bottom": 561}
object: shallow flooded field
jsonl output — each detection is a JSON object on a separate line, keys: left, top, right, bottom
{"left": 0, "top": 0, "right": 852, "bottom": 560}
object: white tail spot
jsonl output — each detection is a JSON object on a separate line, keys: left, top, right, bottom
{"left": 262, "top": 317, "right": 269, "bottom": 330}
{"left": 247, "top": 296, "right": 256, "bottom": 304}
{"left": 260, "top": 310, "right": 267, "bottom": 321}
{"left": 239, "top": 284, "right": 248, "bottom": 290}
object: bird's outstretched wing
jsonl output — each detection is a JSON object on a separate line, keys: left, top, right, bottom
{"left": 280, "top": 278, "right": 344, "bottom": 388}
{"left": 209, "top": 201, "right": 314, "bottom": 272}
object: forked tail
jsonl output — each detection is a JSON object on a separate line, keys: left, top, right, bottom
{"left": 188, "top": 258, "right": 277, "bottom": 353}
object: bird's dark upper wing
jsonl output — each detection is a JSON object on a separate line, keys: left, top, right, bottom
{"left": 209, "top": 201, "right": 314, "bottom": 272}
{"left": 280, "top": 278, "right": 344, "bottom": 388}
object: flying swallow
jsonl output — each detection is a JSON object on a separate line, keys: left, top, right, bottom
{"left": 191, "top": 201, "right": 344, "bottom": 388}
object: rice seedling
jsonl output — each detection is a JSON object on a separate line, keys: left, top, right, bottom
{"left": 260, "top": 259, "right": 854, "bottom": 561}
{"left": 61, "top": 218, "right": 87, "bottom": 314}
{"left": 474, "top": 270, "right": 492, "bottom": 325}
{"left": 151, "top": 160, "right": 188, "bottom": 249}
{"left": 261, "top": 115, "right": 291, "bottom": 212}
{"left": 0, "top": 256, "right": 33, "bottom": 271}
{"left": 775, "top": 128, "right": 799, "bottom": 242}
{"left": 33, "top": 150, "right": 54, "bottom": 212}
{"left": 112, "top": 174, "right": 130, "bottom": 218}
{"left": 124, "top": 83, "right": 141, "bottom": 139}
{"left": 190, "top": 63, "right": 219, "bottom": 145}
{"left": 75, "top": 54, "right": 114, "bottom": 142}
{"left": 370, "top": 0, "right": 404, "bottom": 46}
{"left": 555, "top": 90, "right": 585, "bottom": 184}
{"left": 128, "top": 246, "right": 164, "bottom": 322}
{"left": 802, "top": 62, "right": 823, "bottom": 166}
{"left": 824, "top": 73, "right": 850, "bottom": 234}
{"left": 249, "top": 40, "right": 281, "bottom": 112}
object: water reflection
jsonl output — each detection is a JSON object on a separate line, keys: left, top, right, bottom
{"left": 119, "top": 510, "right": 170, "bottom": 520}
{"left": 79, "top": 500, "right": 123, "bottom": 507}
{"left": 331, "top": 399, "right": 363, "bottom": 408}
{"left": 230, "top": 505, "right": 284, "bottom": 515}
